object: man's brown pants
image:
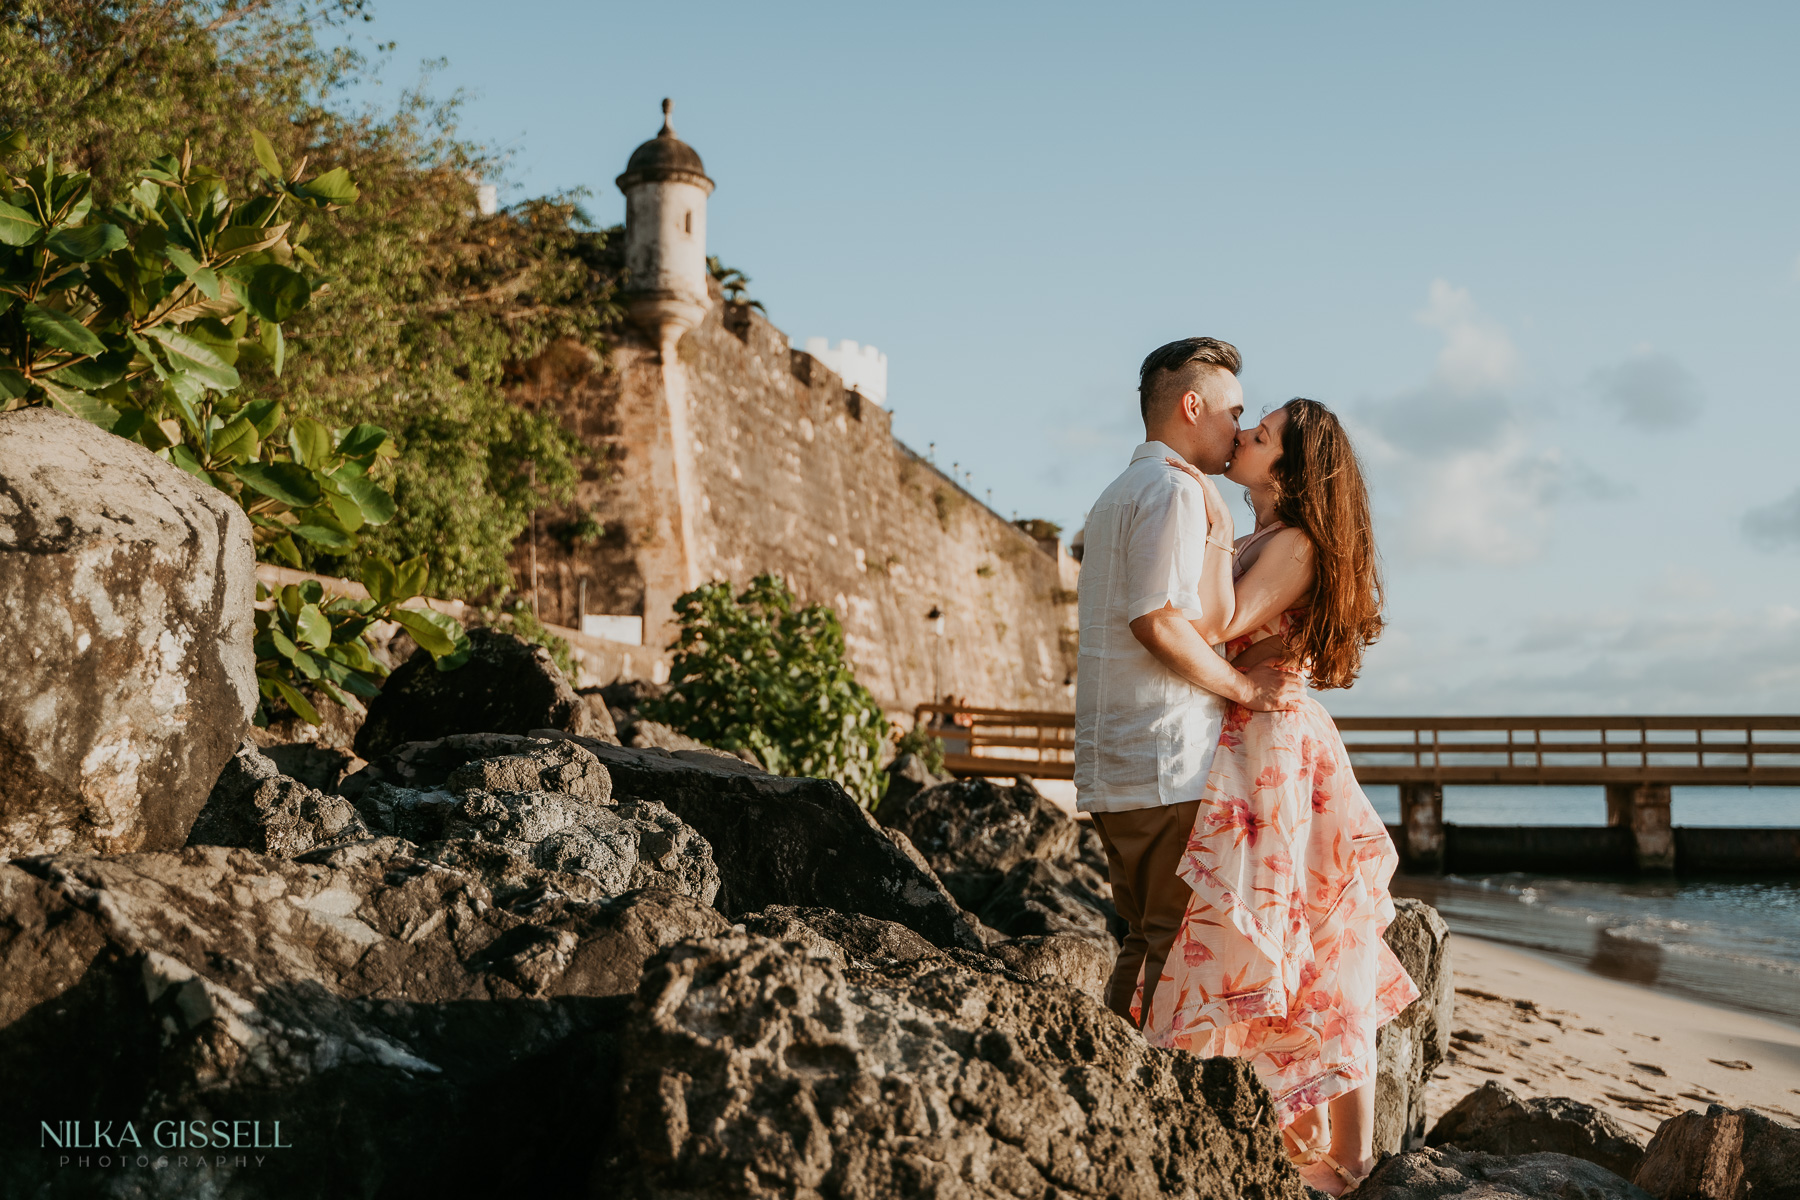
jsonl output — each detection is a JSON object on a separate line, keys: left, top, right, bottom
{"left": 1090, "top": 800, "right": 1200, "bottom": 1027}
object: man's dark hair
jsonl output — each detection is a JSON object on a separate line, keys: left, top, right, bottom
{"left": 1138, "top": 337, "right": 1242, "bottom": 419}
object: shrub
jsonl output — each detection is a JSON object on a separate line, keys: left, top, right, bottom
{"left": 644, "top": 575, "right": 888, "bottom": 807}
{"left": 892, "top": 722, "right": 947, "bottom": 777}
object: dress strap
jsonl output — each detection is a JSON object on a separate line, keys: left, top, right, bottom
{"left": 1233, "top": 522, "right": 1287, "bottom": 580}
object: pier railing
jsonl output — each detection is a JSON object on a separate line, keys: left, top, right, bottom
{"left": 912, "top": 707, "right": 1800, "bottom": 788}
{"left": 1334, "top": 715, "right": 1800, "bottom": 787}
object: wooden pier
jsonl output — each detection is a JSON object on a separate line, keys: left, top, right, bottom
{"left": 914, "top": 705, "right": 1800, "bottom": 874}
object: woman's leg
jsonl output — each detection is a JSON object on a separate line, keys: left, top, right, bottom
{"left": 1325, "top": 1078, "right": 1375, "bottom": 1176}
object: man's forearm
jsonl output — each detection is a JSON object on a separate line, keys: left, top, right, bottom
{"left": 1129, "top": 608, "right": 1254, "bottom": 706}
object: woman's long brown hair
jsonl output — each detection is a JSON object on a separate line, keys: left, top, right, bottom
{"left": 1265, "top": 398, "right": 1384, "bottom": 689}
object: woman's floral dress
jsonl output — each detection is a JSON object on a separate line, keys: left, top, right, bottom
{"left": 1139, "top": 533, "right": 1420, "bottom": 1128}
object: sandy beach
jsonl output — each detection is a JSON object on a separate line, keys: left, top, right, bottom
{"left": 1431, "top": 935, "right": 1800, "bottom": 1141}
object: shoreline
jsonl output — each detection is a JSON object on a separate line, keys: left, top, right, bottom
{"left": 1393, "top": 871, "right": 1800, "bottom": 1027}
{"left": 1431, "top": 935, "right": 1800, "bottom": 1142}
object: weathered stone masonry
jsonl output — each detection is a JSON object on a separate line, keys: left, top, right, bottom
{"left": 506, "top": 105, "right": 1078, "bottom": 714}
{"left": 513, "top": 298, "right": 1080, "bottom": 714}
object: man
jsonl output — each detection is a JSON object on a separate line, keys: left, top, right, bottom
{"left": 1074, "top": 336, "right": 1304, "bottom": 1025}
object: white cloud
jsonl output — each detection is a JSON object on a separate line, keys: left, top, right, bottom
{"left": 1350, "top": 280, "right": 1568, "bottom": 565}
{"left": 1334, "top": 603, "right": 1800, "bottom": 715}
{"left": 1589, "top": 348, "right": 1704, "bottom": 429}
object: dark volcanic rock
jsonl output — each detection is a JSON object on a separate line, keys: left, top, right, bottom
{"left": 987, "top": 932, "right": 1115, "bottom": 1004}
{"left": 187, "top": 740, "right": 369, "bottom": 856}
{"left": 354, "top": 627, "right": 600, "bottom": 759}
{"left": 882, "top": 750, "right": 953, "bottom": 808}
{"left": 1350, "top": 1145, "right": 1652, "bottom": 1199}
{"left": 1376, "top": 897, "right": 1454, "bottom": 1154}
{"left": 739, "top": 904, "right": 943, "bottom": 968}
{"left": 347, "top": 736, "right": 717, "bottom": 904}
{"left": 0, "top": 407, "right": 257, "bottom": 858}
{"left": 1429, "top": 1081, "right": 1645, "bottom": 1178}
{"left": 1633, "top": 1104, "right": 1800, "bottom": 1200}
{"left": 258, "top": 742, "right": 357, "bottom": 791}
{"left": 543, "top": 734, "right": 984, "bottom": 951}
{"left": 0, "top": 841, "right": 730, "bottom": 1197}
{"left": 880, "top": 775, "right": 1080, "bottom": 880}
{"left": 604, "top": 932, "right": 1311, "bottom": 1200}
{"left": 978, "top": 855, "right": 1115, "bottom": 938}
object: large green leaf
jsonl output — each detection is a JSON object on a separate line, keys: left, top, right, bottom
{"left": 295, "top": 603, "right": 332, "bottom": 650}
{"left": 44, "top": 223, "right": 125, "bottom": 262}
{"left": 49, "top": 349, "right": 129, "bottom": 390}
{"left": 392, "top": 607, "right": 458, "bottom": 656}
{"left": 39, "top": 378, "right": 118, "bottom": 428}
{"left": 21, "top": 303, "right": 105, "bottom": 357}
{"left": 290, "top": 520, "right": 352, "bottom": 548}
{"left": 142, "top": 327, "right": 240, "bottom": 392}
{"left": 360, "top": 556, "right": 396, "bottom": 605}
{"left": 211, "top": 415, "right": 258, "bottom": 464}
{"left": 0, "top": 368, "right": 28, "bottom": 400}
{"left": 300, "top": 167, "right": 359, "bottom": 207}
{"left": 289, "top": 416, "right": 331, "bottom": 468}
{"left": 260, "top": 317, "right": 285, "bottom": 376}
{"left": 267, "top": 675, "right": 320, "bottom": 725}
{"left": 394, "top": 555, "right": 430, "bottom": 603}
{"left": 251, "top": 130, "right": 283, "bottom": 179}
{"left": 243, "top": 397, "right": 283, "bottom": 437}
{"left": 0, "top": 198, "right": 39, "bottom": 246}
{"left": 164, "top": 244, "right": 220, "bottom": 300}
{"left": 325, "top": 489, "right": 364, "bottom": 533}
{"left": 331, "top": 470, "right": 396, "bottom": 525}
{"left": 245, "top": 263, "right": 310, "bottom": 322}
{"left": 233, "top": 461, "right": 321, "bottom": 507}
{"left": 335, "top": 423, "right": 390, "bottom": 459}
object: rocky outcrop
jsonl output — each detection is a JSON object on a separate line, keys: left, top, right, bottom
{"left": 258, "top": 742, "right": 357, "bottom": 791}
{"left": 0, "top": 407, "right": 257, "bottom": 859}
{"left": 354, "top": 627, "right": 602, "bottom": 759}
{"left": 1350, "top": 1145, "right": 1652, "bottom": 1199}
{"left": 977, "top": 854, "right": 1116, "bottom": 938}
{"left": 345, "top": 736, "right": 719, "bottom": 904}
{"left": 882, "top": 750, "right": 954, "bottom": 808}
{"left": 342, "top": 732, "right": 972, "bottom": 946}
{"left": 1377, "top": 897, "right": 1454, "bottom": 1154}
{"left": 987, "top": 932, "right": 1115, "bottom": 1004}
{"left": 1632, "top": 1104, "right": 1800, "bottom": 1200}
{"left": 880, "top": 775, "right": 1081, "bottom": 900}
{"left": 544, "top": 733, "right": 985, "bottom": 951}
{"left": 605, "top": 932, "right": 1310, "bottom": 1200}
{"left": 0, "top": 840, "right": 729, "bottom": 1197}
{"left": 186, "top": 740, "right": 369, "bottom": 857}
{"left": 1428, "top": 1082, "right": 1645, "bottom": 1178}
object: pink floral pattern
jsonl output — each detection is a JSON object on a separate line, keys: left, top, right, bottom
{"left": 1140, "top": 609, "right": 1420, "bottom": 1127}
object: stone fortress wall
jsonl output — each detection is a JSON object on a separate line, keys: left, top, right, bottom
{"left": 503, "top": 104, "right": 1077, "bottom": 714}
{"left": 509, "top": 295, "right": 1080, "bottom": 714}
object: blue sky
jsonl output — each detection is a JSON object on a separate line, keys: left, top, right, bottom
{"left": 336, "top": 1, "right": 1800, "bottom": 713}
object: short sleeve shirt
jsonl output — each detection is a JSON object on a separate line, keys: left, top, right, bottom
{"left": 1073, "top": 441, "right": 1228, "bottom": 813}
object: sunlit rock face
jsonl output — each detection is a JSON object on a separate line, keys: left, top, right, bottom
{"left": 0, "top": 408, "right": 256, "bottom": 858}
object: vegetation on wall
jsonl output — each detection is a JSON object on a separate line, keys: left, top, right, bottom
{"left": 644, "top": 575, "right": 890, "bottom": 808}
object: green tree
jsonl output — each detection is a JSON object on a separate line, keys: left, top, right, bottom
{"left": 644, "top": 575, "right": 890, "bottom": 808}
{"left": 0, "top": 0, "right": 622, "bottom": 598}
{"left": 0, "top": 131, "right": 465, "bottom": 720}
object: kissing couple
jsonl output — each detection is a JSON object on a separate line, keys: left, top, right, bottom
{"left": 1073, "top": 337, "right": 1419, "bottom": 1193}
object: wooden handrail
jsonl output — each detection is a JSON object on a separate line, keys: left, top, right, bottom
{"left": 913, "top": 702, "right": 1800, "bottom": 785}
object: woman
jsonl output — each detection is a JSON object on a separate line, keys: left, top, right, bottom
{"left": 1142, "top": 398, "right": 1418, "bottom": 1194}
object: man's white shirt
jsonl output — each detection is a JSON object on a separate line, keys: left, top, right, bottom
{"left": 1073, "top": 441, "right": 1227, "bottom": 814}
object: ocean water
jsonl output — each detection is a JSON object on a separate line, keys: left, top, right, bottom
{"left": 1394, "top": 872, "right": 1800, "bottom": 1024}
{"left": 1357, "top": 785, "right": 1800, "bottom": 1022}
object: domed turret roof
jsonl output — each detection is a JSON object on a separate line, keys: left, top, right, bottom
{"left": 617, "top": 99, "right": 714, "bottom": 191}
